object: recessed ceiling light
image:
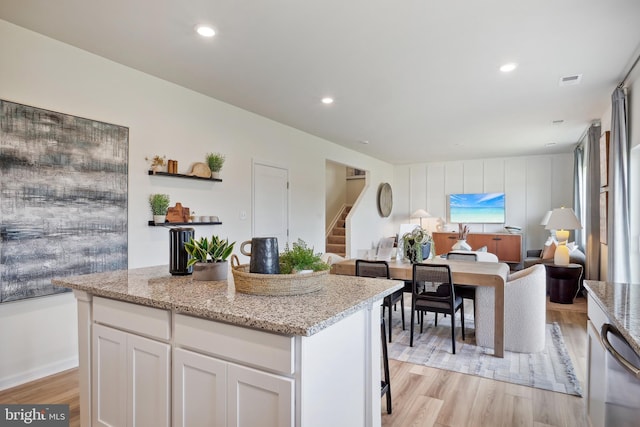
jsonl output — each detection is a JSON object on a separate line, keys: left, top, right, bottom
{"left": 196, "top": 26, "right": 216, "bottom": 37}
{"left": 499, "top": 63, "right": 518, "bottom": 73}
{"left": 358, "top": 140, "right": 369, "bottom": 145}
{"left": 321, "top": 97, "right": 334, "bottom": 105}
{"left": 545, "top": 142, "right": 557, "bottom": 147}
{"left": 552, "top": 120, "right": 564, "bottom": 124}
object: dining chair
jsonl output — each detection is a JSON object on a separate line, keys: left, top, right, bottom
{"left": 446, "top": 251, "right": 478, "bottom": 318}
{"left": 410, "top": 263, "right": 465, "bottom": 354}
{"left": 380, "top": 317, "right": 392, "bottom": 414}
{"left": 355, "top": 259, "right": 405, "bottom": 342}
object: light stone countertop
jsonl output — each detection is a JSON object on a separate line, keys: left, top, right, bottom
{"left": 53, "top": 265, "right": 403, "bottom": 337}
{"left": 584, "top": 280, "right": 640, "bottom": 355}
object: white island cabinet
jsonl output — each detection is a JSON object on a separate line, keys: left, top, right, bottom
{"left": 54, "top": 266, "right": 402, "bottom": 427}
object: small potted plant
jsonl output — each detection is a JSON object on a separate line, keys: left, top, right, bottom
{"left": 149, "top": 194, "right": 170, "bottom": 224}
{"left": 205, "top": 152, "right": 225, "bottom": 179}
{"left": 402, "top": 227, "right": 433, "bottom": 263}
{"left": 279, "top": 239, "right": 330, "bottom": 274}
{"left": 145, "top": 155, "right": 167, "bottom": 173}
{"left": 184, "top": 235, "right": 236, "bottom": 281}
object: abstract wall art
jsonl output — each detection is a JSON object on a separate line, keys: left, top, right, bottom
{"left": 0, "top": 100, "right": 128, "bottom": 302}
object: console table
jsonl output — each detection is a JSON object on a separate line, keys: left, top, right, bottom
{"left": 432, "top": 232, "right": 522, "bottom": 263}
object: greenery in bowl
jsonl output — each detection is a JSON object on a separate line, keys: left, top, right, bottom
{"left": 279, "top": 239, "right": 330, "bottom": 274}
{"left": 184, "top": 235, "right": 236, "bottom": 267}
{"left": 402, "top": 227, "right": 433, "bottom": 263}
{"left": 205, "top": 152, "right": 225, "bottom": 172}
{"left": 148, "top": 193, "right": 170, "bottom": 215}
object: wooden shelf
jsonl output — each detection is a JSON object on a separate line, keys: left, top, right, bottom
{"left": 148, "top": 221, "right": 222, "bottom": 227}
{"left": 148, "top": 170, "right": 222, "bottom": 182}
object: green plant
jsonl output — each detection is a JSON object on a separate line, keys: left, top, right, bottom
{"left": 205, "top": 152, "right": 225, "bottom": 172}
{"left": 148, "top": 194, "right": 170, "bottom": 215}
{"left": 279, "top": 239, "right": 330, "bottom": 274}
{"left": 184, "top": 235, "right": 235, "bottom": 266}
{"left": 402, "top": 227, "right": 433, "bottom": 262}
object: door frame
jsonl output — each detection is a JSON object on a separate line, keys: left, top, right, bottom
{"left": 251, "top": 159, "right": 290, "bottom": 246}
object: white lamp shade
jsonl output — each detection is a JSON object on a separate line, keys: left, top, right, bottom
{"left": 540, "top": 211, "right": 553, "bottom": 226}
{"left": 411, "top": 209, "right": 431, "bottom": 218}
{"left": 544, "top": 207, "right": 582, "bottom": 231}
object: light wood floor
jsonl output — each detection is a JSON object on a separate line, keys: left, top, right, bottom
{"left": 0, "top": 298, "right": 587, "bottom": 427}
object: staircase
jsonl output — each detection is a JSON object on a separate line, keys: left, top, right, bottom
{"left": 326, "top": 206, "right": 350, "bottom": 257}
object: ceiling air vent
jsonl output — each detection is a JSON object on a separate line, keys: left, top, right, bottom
{"left": 559, "top": 74, "right": 582, "bottom": 86}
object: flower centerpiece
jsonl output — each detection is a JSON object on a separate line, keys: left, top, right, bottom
{"left": 279, "top": 239, "right": 330, "bottom": 274}
{"left": 402, "top": 227, "right": 433, "bottom": 263}
{"left": 184, "top": 235, "right": 236, "bottom": 281}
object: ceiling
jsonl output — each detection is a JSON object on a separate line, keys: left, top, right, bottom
{"left": 1, "top": 0, "right": 640, "bottom": 164}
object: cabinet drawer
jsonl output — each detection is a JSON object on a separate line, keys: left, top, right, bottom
{"left": 587, "top": 294, "right": 609, "bottom": 332}
{"left": 175, "top": 314, "right": 295, "bottom": 375}
{"left": 93, "top": 297, "right": 171, "bottom": 341}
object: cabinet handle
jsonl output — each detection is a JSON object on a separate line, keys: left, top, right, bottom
{"left": 492, "top": 237, "right": 501, "bottom": 241}
{"left": 601, "top": 323, "right": 640, "bottom": 379}
{"left": 448, "top": 236, "right": 456, "bottom": 240}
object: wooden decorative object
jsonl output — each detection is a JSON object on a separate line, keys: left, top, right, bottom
{"left": 187, "top": 162, "right": 212, "bottom": 178}
{"left": 166, "top": 202, "right": 190, "bottom": 223}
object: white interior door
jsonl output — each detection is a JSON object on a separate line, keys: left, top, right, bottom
{"left": 253, "top": 162, "right": 289, "bottom": 248}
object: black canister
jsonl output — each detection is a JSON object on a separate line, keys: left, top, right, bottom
{"left": 240, "top": 237, "right": 280, "bottom": 274}
{"left": 170, "top": 227, "right": 195, "bottom": 275}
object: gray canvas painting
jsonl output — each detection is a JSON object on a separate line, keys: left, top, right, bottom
{"left": 0, "top": 100, "right": 128, "bottom": 302}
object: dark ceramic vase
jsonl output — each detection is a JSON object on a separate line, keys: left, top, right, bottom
{"left": 169, "top": 227, "right": 194, "bottom": 275}
{"left": 240, "top": 237, "right": 280, "bottom": 274}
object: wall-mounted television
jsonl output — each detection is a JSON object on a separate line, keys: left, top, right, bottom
{"left": 448, "top": 192, "right": 505, "bottom": 224}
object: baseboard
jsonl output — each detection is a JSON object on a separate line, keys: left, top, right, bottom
{"left": 0, "top": 357, "right": 78, "bottom": 391}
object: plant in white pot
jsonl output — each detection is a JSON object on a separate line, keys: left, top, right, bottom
{"left": 205, "top": 152, "right": 225, "bottom": 180}
{"left": 149, "top": 193, "right": 170, "bottom": 224}
{"left": 279, "top": 239, "right": 330, "bottom": 274}
{"left": 184, "top": 235, "right": 235, "bottom": 281}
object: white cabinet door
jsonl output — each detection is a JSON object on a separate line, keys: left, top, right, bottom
{"left": 174, "top": 348, "right": 227, "bottom": 427}
{"left": 93, "top": 324, "right": 128, "bottom": 427}
{"left": 128, "top": 334, "right": 170, "bottom": 427}
{"left": 587, "top": 319, "right": 606, "bottom": 427}
{"left": 227, "top": 363, "right": 294, "bottom": 427}
{"left": 93, "top": 324, "right": 170, "bottom": 427}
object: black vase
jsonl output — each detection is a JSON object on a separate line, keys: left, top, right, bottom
{"left": 169, "top": 227, "right": 194, "bottom": 275}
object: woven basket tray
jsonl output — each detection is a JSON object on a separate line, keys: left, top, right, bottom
{"left": 231, "top": 255, "right": 328, "bottom": 296}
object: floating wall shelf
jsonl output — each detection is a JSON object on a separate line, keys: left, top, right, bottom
{"left": 148, "top": 170, "right": 222, "bottom": 182}
{"left": 148, "top": 221, "right": 222, "bottom": 227}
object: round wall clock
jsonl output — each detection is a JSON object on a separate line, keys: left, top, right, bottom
{"left": 377, "top": 183, "right": 393, "bottom": 217}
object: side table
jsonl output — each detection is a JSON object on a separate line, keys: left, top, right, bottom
{"left": 545, "top": 263, "right": 584, "bottom": 304}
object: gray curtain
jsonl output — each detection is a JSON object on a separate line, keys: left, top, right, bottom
{"left": 573, "top": 143, "right": 585, "bottom": 249}
{"left": 584, "top": 125, "right": 601, "bottom": 280}
{"left": 607, "top": 87, "right": 631, "bottom": 283}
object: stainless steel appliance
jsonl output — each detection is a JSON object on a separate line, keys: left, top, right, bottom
{"left": 601, "top": 323, "right": 640, "bottom": 426}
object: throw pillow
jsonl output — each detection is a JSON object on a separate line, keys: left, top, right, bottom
{"left": 567, "top": 241, "right": 578, "bottom": 252}
{"left": 541, "top": 241, "right": 556, "bottom": 259}
{"left": 477, "top": 246, "right": 488, "bottom": 252}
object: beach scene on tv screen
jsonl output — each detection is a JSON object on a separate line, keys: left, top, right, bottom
{"left": 449, "top": 193, "right": 505, "bottom": 223}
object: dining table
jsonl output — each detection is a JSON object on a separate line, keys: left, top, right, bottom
{"left": 331, "top": 257, "right": 511, "bottom": 357}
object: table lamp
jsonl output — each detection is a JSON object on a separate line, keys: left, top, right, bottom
{"left": 540, "top": 210, "right": 554, "bottom": 238}
{"left": 544, "top": 207, "right": 582, "bottom": 265}
{"left": 411, "top": 209, "right": 431, "bottom": 228}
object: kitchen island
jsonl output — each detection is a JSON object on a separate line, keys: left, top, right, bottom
{"left": 53, "top": 265, "right": 402, "bottom": 427}
{"left": 584, "top": 280, "right": 640, "bottom": 426}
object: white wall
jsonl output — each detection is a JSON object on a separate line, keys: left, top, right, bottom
{"left": 0, "top": 19, "right": 395, "bottom": 388}
{"left": 394, "top": 154, "right": 575, "bottom": 256}
{"left": 346, "top": 177, "right": 365, "bottom": 205}
{"left": 325, "top": 161, "right": 347, "bottom": 230}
